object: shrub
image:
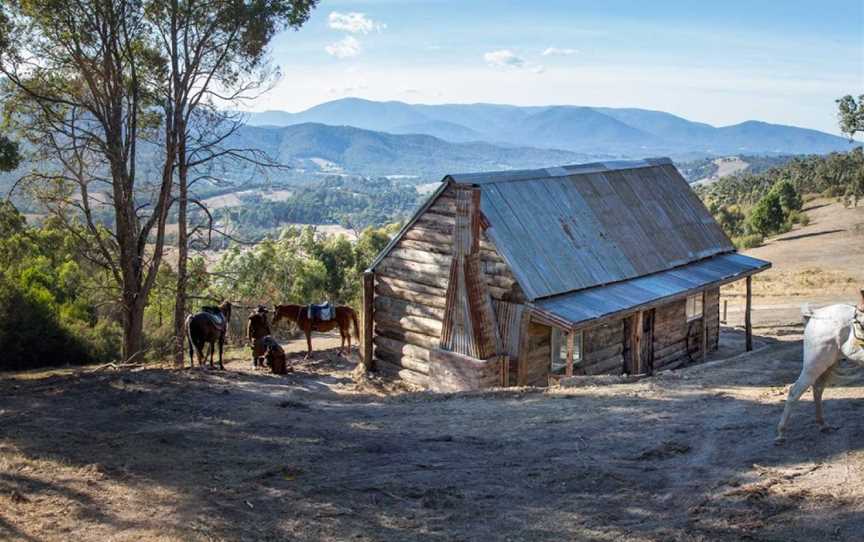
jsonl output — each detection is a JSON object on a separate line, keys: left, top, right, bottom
{"left": 748, "top": 191, "right": 786, "bottom": 236}
{"left": 733, "top": 234, "right": 764, "bottom": 249}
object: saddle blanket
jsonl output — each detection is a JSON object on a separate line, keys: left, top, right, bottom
{"left": 308, "top": 302, "right": 335, "bottom": 321}
{"left": 201, "top": 309, "right": 226, "bottom": 331}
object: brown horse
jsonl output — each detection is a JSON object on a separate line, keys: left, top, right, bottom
{"left": 185, "top": 301, "right": 232, "bottom": 369}
{"left": 272, "top": 304, "right": 359, "bottom": 359}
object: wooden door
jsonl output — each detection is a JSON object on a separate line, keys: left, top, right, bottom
{"left": 641, "top": 309, "right": 655, "bottom": 374}
{"left": 623, "top": 315, "right": 638, "bottom": 374}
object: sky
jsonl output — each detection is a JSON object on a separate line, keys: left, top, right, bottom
{"left": 254, "top": 0, "right": 864, "bottom": 135}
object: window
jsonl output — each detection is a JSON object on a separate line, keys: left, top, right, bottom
{"left": 551, "top": 329, "right": 583, "bottom": 375}
{"left": 686, "top": 294, "right": 703, "bottom": 321}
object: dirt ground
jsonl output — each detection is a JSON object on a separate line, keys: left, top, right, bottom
{"left": 1, "top": 199, "right": 862, "bottom": 541}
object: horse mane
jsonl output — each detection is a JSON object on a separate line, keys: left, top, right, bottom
{"left": 201, "top": 306, "right": 221, "bottom": 314}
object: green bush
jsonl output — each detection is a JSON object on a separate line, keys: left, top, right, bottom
{"left": 733, "top": 234, "right": 764, "bottom": 249}
{"left": 747, "top": 191, "right": 787, "bottom": 236}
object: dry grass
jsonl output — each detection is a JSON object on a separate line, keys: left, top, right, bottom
{"left": 723, "top": 267, "right": 858, "bottom": 299}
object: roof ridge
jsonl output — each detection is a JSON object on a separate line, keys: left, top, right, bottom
{"left": 447, "top": 157, "right": 673, "bottom": 185}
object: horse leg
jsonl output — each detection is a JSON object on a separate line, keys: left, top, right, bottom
{"left": 209, "top": 341, "right": 215, "bottom": 369}
{"left": 339, "top": 328, "right": 346, "bottom": 356}
{"left": 304, "top": 327, "right": 312, "bottom": 360}
{"left": 218, "top": 336, "right": 225, "bottom": 371}
{"left": 814, "top": 365, "right": 837, "bottom": 432}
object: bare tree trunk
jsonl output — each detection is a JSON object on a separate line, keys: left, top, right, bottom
{"left": 173, "top": 132, "right": 189, "bottom": 367}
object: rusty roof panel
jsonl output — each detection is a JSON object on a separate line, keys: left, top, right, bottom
{"left": 535, "top": 253, "right": 771, "bottom": 328}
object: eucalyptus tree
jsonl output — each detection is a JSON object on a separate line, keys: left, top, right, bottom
{"left": 837, "top": 94, "right": 864, "bottom": 139}
{"left": 0, "top": 0, "right": 171, "bottom": 360}
{"left": 142, "top": 0, "right": 317, "bottom": 365}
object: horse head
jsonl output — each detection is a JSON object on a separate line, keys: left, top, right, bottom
{"left": 220, "top": 301, "right": 233, "bottom": 323}
{"left": 841, "top": 289, "right": 864, "bottom": 361}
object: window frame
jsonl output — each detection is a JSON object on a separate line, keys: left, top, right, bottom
{"left": 551, "top": 328, "right": 583, "bottom": 376}
{"left": 686, "top": 293, "right": 704, "bottom": 322}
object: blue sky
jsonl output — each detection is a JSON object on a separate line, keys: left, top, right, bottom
{"left": 256, "top": 0, "right": 863, "bottom": 134}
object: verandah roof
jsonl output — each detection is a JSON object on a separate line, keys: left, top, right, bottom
{"left": 531, "top": 252, "right": 770, "bottom": 330}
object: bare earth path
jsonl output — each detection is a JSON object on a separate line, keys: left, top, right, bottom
{"left": 1, "top": 329, "right": 863, "bottom": 541}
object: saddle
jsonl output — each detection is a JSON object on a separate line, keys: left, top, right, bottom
{"left": 307, "top": 302, "right": 335, "bottom": 322}
{"left": 201, "top": 306, "right": 227, "bottom": 331}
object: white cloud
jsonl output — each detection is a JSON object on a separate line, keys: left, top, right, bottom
{"left": 483, "top": 49, "right": 525, "bottom": 68}
{"left": 542, "top": 47, "right": 579, "bottom": 56}
{"left": 328, "top": 12, "right": 386, "bottom": 34}
{"left": 325, "top": 36, "right": 361, "bottom": 59}
{"left": 531, "top": 65, "right": 546, "bottom": 74}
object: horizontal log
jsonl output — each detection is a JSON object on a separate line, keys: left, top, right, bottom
{"left": 389, "top": 247, "right": 452, "bottom": 267}
{"left": 583, "top": 343, "right": 624, "bottom": 364}
{"left": 654, "top": 340, "right": 687, "bottom": 360}
{"left": 374, "top": 294, "right": 445, "bottom": 321}
{"left": 376, "top": 275, "right": 447, "bottom": 298}
{"left": 375, "top": 280, "right": 447, "bottom": 310}
{"left": 375, "top": 325, "right": 440, "bottom": 351}
{"left": 374, "top": 335, "right": 432, "bottom": 363}
{"left": 582, "top": 354, "right": 624, "bottom": 375}
{"left": 376, "top": 261, "right": 450, "bottom": 290}
{"left": 374, "top": 346, "right": 430, "bottom": 375}
{"left": 415, "top": 214, "right": 454, "bottom": 233}
{"left": 402, "top": 227, "right": 452, "bottom": 246}
{"left": 374, "top": 358, "right": 430, "bottom": 388}
{"left": 398, "top": 238, "right": 452, "bottom": 256}
{"left": 374, "top": 309, "right": 442, "bottom": 336}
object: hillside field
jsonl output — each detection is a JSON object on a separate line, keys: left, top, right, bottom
{"left": 1, "top": 201, "right": 863, "bottom": 541}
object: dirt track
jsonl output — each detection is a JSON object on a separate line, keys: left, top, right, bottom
{"left": 1, "top": 327, "right": 863, "bottom": 541}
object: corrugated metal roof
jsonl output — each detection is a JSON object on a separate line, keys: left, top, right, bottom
{"left": 533, "top": 253, "right": 771, "bottom": 329}
{"left": 449, "top": 158, "right": 734, "bottom": 299}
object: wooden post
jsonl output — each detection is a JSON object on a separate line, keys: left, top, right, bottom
{"left": 362, "top": 271, "right": 375, "bottom": 369}
{"left": 722, "top": 299, "right": 728, "bottom": 324}
{"left": 745, "top": 276, "right": 753, "bottom": 352}
{"left": 701, "top": 290, "right": 708, "bottom": 361}
{"left": 565, "top": 331, "right": 575, "bottom": 377}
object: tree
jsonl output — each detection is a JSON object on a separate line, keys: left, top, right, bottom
{"left": 747, "top": 191, "right": 786, "bottom": 236}
{"left": 0, "top": 0, "right": 173, "bottom": 361}
{"left": 0, "top": 135, "right": 20, "bottom": 172}
{"left": 837, "top": 94, "right": 864, "bottom": 139}
{"left": 142, "top": 0, "right": 317, "bottom": 366}
{"left": 770, "top": 179, "right": 802, "bottom": 212}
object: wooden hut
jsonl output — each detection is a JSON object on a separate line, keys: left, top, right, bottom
{"left": 360, "top": 158, "right": 770, "bottom": 391}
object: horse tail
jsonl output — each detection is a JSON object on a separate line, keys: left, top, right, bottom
{"left": 351, "top": 308, "right": 360, "bottom": 340}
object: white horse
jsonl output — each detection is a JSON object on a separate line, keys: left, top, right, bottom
{"left": 776, "top": 290, "right": 864, "bottom": 443}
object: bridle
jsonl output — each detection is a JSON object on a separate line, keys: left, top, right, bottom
{"left": 852, "top": 308, "right": 864, "bottom": 344}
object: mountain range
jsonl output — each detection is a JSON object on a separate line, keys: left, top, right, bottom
{"left": 244, "top": 98, "right": 854, "bottom": 159}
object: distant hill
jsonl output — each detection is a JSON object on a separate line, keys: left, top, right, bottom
{"left": 232, "top": 123, "right": 602, "bottom": 179}
{"left": 245, "top": 98, "right": 856, "bottom": 158}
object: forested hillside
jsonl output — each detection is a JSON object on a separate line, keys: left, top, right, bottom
{"left": 696, "top": 149, "right": 864, "bottom": 247}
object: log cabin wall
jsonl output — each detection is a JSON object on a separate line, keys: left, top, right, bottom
{"left": 579, "top": 321, "right": 626, "bottom": 375}
{"left": 651, "top": 287, "right": 721, "bottom": 371}
{"left": 521, "top": 322, "right": 552, "bottom": 386}
{"left": 372, "top": 183, "right": 527, "bottom": 387}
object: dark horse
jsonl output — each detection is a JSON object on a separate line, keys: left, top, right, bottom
{"left": 273, "top": 304, "right": 359, "bottom": 359}
{"left": 185, "top": 301, "right": 233, "bottom": 369}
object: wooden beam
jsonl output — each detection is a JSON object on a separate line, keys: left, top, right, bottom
{"left": 745, "top": 275, "right": 753, "bottom": 351}
{"left": 362, "top": 271, "right": 375, "bottom": 370}
{"left": 701, "top": 290, "right": 708, "bottom": 361}
{"left": 565, "top": 331, "right": 575, "bottom": 377}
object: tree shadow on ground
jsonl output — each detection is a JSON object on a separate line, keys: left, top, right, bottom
{"left": 0, "top": 339, "right": 862, "bottom": 541}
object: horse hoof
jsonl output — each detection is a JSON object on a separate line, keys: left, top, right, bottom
{"left": 774, "top": 436, "right": 786, "bottom": 446}
{"left": 820, "top": 425, "right": 838, "bottom": 434}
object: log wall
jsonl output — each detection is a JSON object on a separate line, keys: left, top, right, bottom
{"left": 373, "top": 184, "right": 526, "bottom": 386}
{"left": 578, "top": 320, "right": 625, "bottom": 376}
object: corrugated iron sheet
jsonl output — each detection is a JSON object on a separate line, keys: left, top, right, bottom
{"left": 534, "top": 253, "right": 770, "bottom": 329}
{"left": 451, "top": 158, "right": 734, "bottom": 299}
